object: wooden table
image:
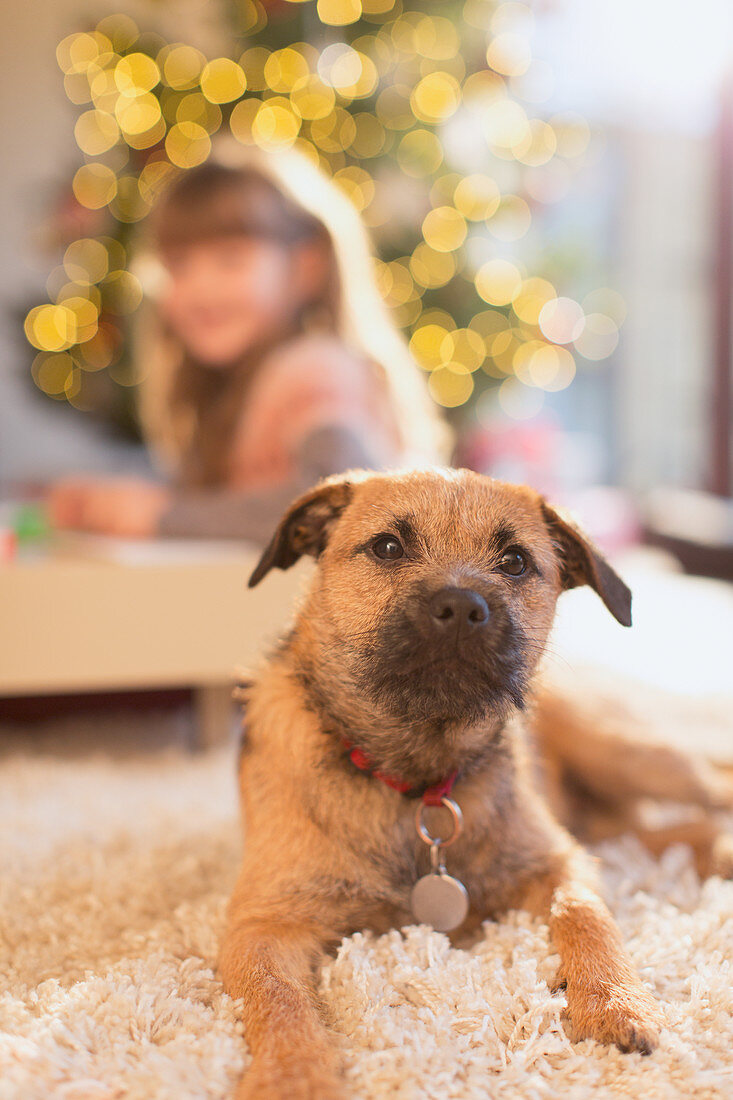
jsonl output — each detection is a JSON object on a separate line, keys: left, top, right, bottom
{"left": 0, "top": 535, "right": 312, "bottom": 747}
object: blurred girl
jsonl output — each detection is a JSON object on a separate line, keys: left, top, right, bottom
{"left": 49, "top": 145, "right": 449, "bottom": 541}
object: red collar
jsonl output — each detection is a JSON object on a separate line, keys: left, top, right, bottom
{"left": 341, "top": 737, "right": 458, "bottom": 806}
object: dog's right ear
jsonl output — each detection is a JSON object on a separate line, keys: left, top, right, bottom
{"left": 248, "top": 476, "right": 354, "bottom": 587}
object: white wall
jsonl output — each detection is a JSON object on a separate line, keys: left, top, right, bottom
{"left": 614, "top": 128, "right": 715, "bottom": 491}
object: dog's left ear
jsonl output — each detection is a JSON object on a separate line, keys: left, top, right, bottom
{"left": 541, "top": 502, "right": 632, "bottom": 627}
{"left": 248, "top": 476, "right": 354, "bottom": 587}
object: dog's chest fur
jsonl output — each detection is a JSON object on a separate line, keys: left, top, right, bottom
{"left": 239, "top": 661, "right": 558, "bottom": 936}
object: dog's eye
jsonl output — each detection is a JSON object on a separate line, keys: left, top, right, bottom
{"left": 498, "top": 547, "right": 527, "bottom": 576}
{"left": 371, "top": 535, "right": 404, "bottom": 561}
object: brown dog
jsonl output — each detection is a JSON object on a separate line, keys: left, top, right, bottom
{"left": 219, "top": 467, "right": 664, "bottom": 1099}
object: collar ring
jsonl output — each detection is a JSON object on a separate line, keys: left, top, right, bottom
{"left": 415, "top": 796, "right": 463, "bottom": 848}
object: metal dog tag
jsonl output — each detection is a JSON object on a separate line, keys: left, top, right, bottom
{"left": 410, "top": 869, "right": 469, "bottom": 932}
{"left": 411, "top": 797, "right": 469, "bottom": 932}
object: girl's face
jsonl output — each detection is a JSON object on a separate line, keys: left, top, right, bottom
{"left": 158, "top": 236, "right": 306, "bottom": 367}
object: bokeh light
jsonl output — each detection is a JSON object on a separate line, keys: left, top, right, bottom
{"left": 114, "top": 53, "right": 160, "bottom": 95}
{"left": 538, "top": 296, "right": 585, "bottom": 344}
{"left": 454, "top": 174, "right": 500, "bottom": 220}
{"left": 200, "top": 58, "right": 247, "bottom": 104}
{"left": 397, "top": 129, "right": 443, "bottom": 176}
{"left": 410, "top": 244, "right": 457, "bottom": 289}
{"left": 574, "top": 313, "right": 620, "bottom": 361}
{"left": 64, "top": 239, "right": 109, "bottom": 284}
{"left": 165, "top": 121, "right": 211, "bottom": 167}
{"left": 73, "top": 164, "right": 118, "bottom": 209}
{"left": 161, "top": 44, "right": 205, "bottom": 90}
{"left": 317, "top": 0, "right": 363, "bottom": 26}
{"left": 74, "top": 109, "right": 119, "bottom": 155}
{"left": 429, "top": 363, "right": 474, "bottom": 407}
{"left": 422, "top": 207, "right": 467, "bottom": 252}
{"left": 411, "top": 71, "right": 461, "bottom": 123}
{"left": 103, "top": 270, "right": 144, "bottom": 314}
{"left": 475, "top": 260, "right": 523, "bottom": 305}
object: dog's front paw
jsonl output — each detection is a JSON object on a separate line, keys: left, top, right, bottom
{"left": 234, "top": 1054, "right": 346, "bottom": 1100}
{"left": 565, "top": 982, "right": 663, "bottom": 1055}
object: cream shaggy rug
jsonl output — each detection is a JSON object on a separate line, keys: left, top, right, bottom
{"left": 2, "top": 731, "right": 733, "bottom": 1100}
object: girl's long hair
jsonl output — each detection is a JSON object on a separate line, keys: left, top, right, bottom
{"left": 136, "top": 141, "right": 451, "bottom": 485}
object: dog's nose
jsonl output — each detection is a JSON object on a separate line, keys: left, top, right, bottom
{"left": 428, "top": 587, "right": 490, "bottom": 630}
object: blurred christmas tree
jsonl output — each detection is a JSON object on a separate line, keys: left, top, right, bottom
{"left": 24, "top": 0, "right": 623, "bottom": 439}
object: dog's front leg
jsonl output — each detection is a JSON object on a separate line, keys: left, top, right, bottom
{"left": 521, "top": 853, "right": 663, "bottom": 1054}
{"left": 219, "top": 917, "right": 344, "bottom": 1100}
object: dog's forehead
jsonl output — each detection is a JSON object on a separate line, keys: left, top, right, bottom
{"left": 343, "top": 469, "right": 545, "bottom": 542}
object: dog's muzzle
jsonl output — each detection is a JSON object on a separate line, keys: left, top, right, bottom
{"left": 350, "top": 580, "right": 528, "bottom": 720}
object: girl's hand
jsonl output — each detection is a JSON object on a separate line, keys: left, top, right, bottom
{"left": 47, "top": 478, "right": 171, "bottom": 538}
